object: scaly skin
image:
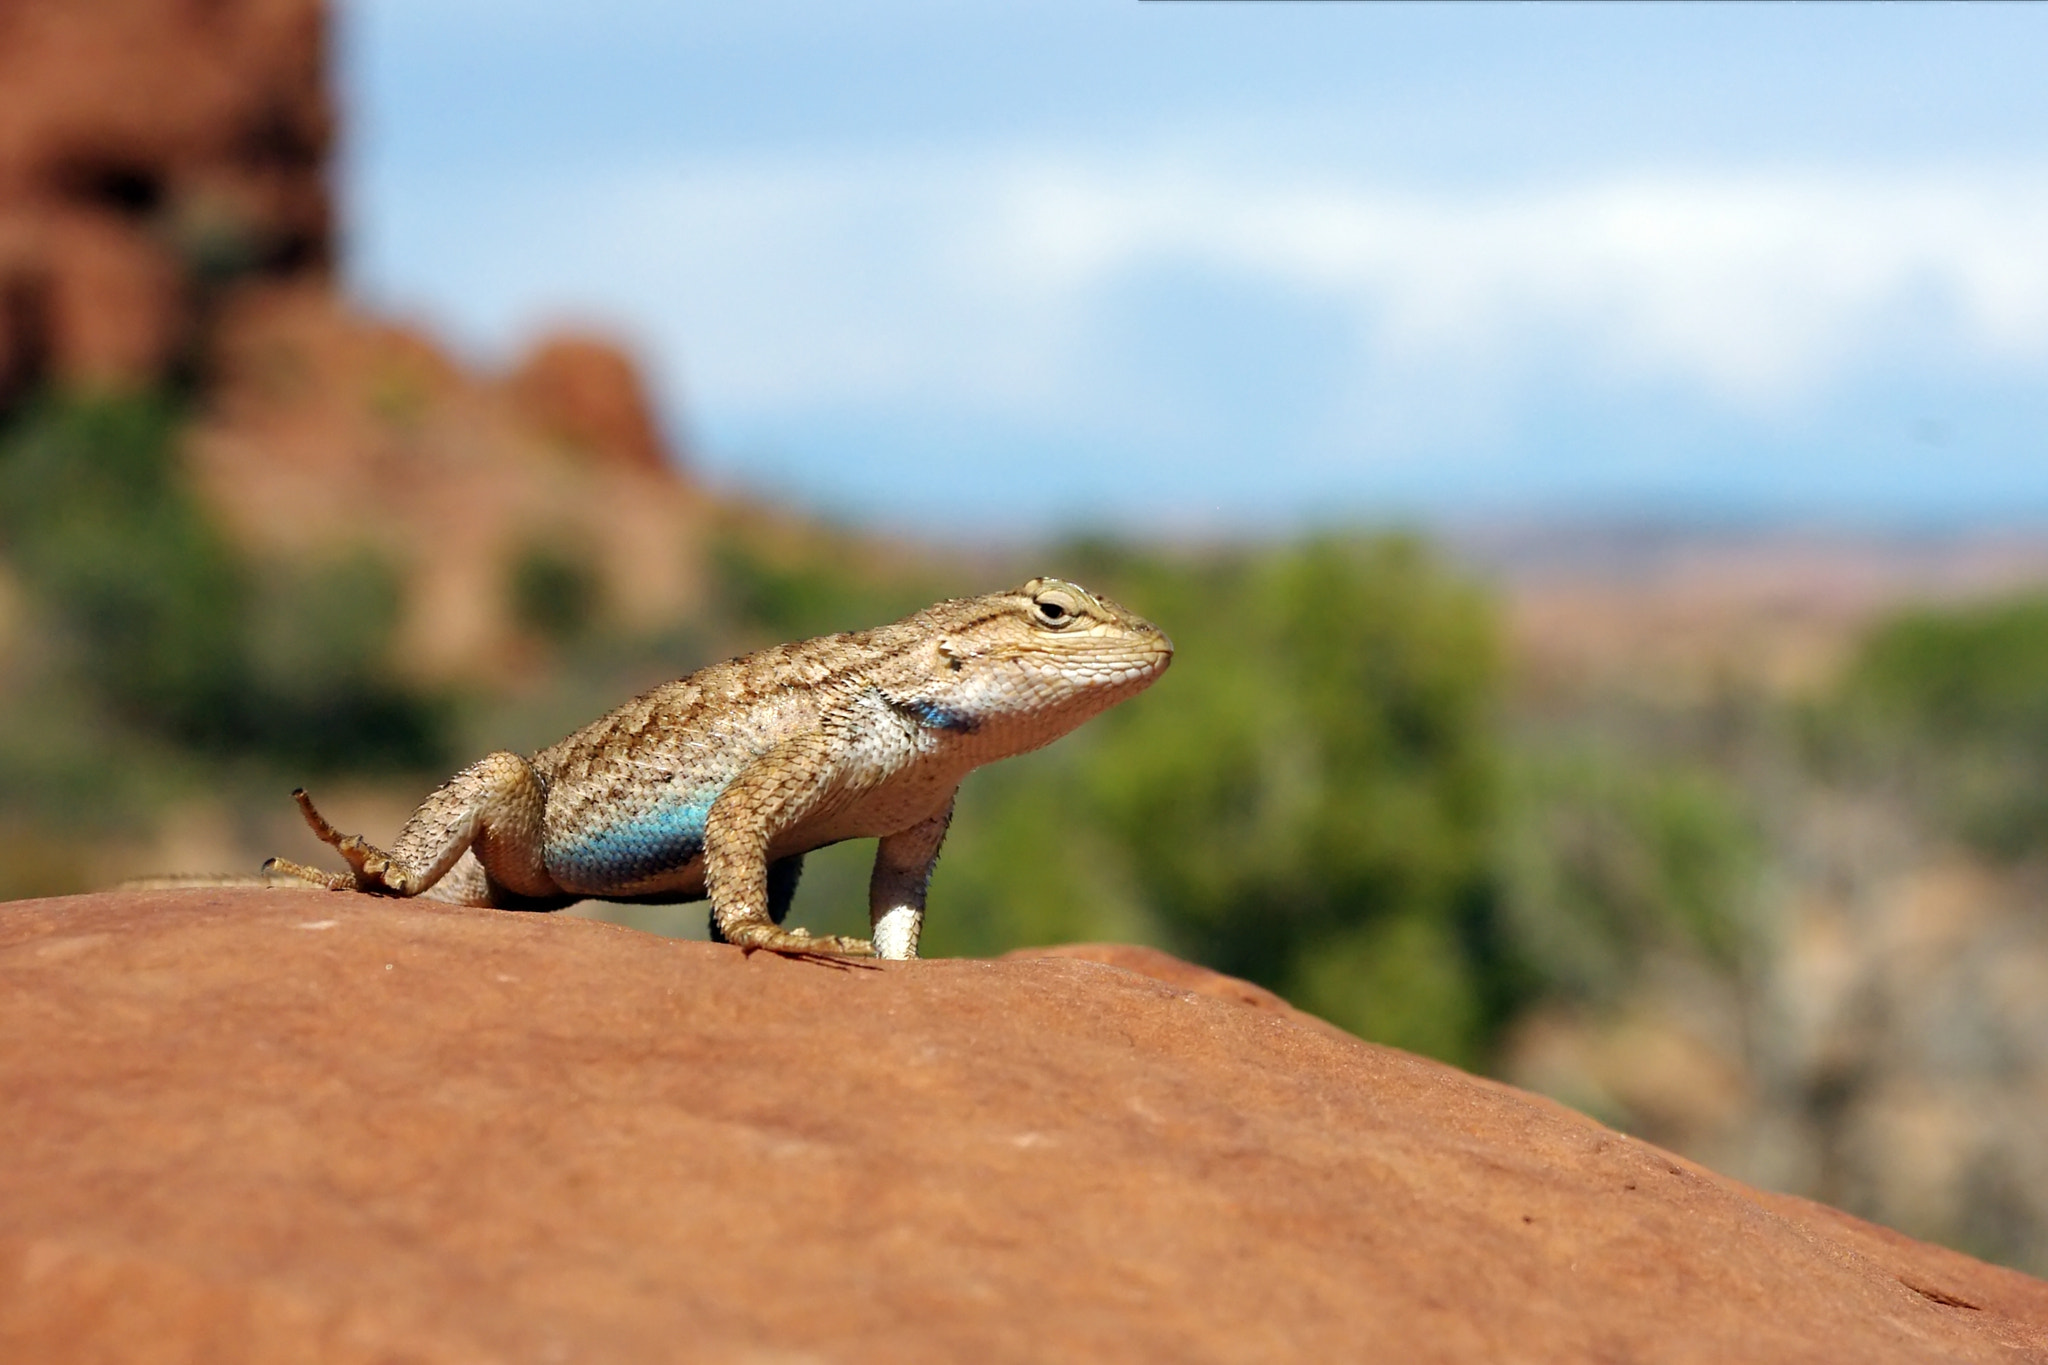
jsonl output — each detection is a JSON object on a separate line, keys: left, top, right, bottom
{"left": 265, "top": 578, "right": 1173, "bottom": 958}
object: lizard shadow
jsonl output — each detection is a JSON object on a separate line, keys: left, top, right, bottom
{"left": 741, "top": 946, "right": 885, "bottom": 973}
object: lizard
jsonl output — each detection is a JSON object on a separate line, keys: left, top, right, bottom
{"left": 262, "top": 577, "right": 1172, "bottom": 959}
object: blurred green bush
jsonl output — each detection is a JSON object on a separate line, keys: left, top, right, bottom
{"left": 908, "top": 538, "right": 1760, "bottom": 1067}
{"left": 0, "top": 392, "right": 452, "bottom": 785}
{"left": 1107, "top": 538, "right": 1508, "bottom": 1059}
{"left": 509, "top": 539, "right": 605, "bottom": 647}
{"left": 1823, "top": 592, "right": 2048, "bottom": 859}
{"left": 1497, "top": 752, "right": 1757, "bottom": 1004}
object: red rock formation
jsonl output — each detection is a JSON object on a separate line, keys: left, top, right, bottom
{"left": 188, "top": 284, "right": 707, "bottom": 679}
{"left": 509, "top": 332, "right": 679, "bottom": 475}
{"left": 0, "top": 0, "right": 332, "bottom": 405}
{"left": 0, "top": 0, "right": 705, "bottom": 678}
{"left": 3, "top": 888, "right": 2044, "bottom": 1362}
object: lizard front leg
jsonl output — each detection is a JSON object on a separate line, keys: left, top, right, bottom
{"left": 265, "top": 751, "right": 554, "bottom": 903}
{"left": 868, "top": 794, "right": 955, "bottom": 960}
{"left": 706, "top": 853, "right": 804, "bottom": 941}
{"left": 704, "top": 737, "right": 873, "bottom": 957}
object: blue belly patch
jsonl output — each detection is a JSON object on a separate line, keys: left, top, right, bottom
{"left": 548, "top": 799, "right": 712, "bottom": 891}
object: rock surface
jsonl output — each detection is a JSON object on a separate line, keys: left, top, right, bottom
{"left": 3, "top": 890, "right": 2045, "bottom": 1364}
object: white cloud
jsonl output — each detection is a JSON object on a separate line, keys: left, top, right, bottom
{"left": 357, "top": 151, "right": 2048, "bottom": 447}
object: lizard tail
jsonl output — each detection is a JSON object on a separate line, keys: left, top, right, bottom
{"left": 114, "top": 870, "right": 327, "bottom": 891}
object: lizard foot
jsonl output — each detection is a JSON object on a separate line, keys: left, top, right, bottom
{"left": 290, "top": 788, "right": 420, "bottom": 896}
{"left": 260, "top": 856, "right": 355, "bottom": 891}
{"left": 720, "top": 922, "right": 877, "bottom": 958}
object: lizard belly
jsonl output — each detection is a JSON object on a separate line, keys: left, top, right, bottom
{"left": 545, "top": 797, "right": 713, "bottom": 898}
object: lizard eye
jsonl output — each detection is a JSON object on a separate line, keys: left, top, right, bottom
{"left": 1033, "top": 596, "right": 1077, "bottom": 627}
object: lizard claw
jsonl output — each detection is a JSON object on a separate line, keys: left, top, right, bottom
{"left": 805, "top": 934, "right": 876, "bottom": 958}
{"left": 290, "top": 789, "right": 413, "bottom": 895}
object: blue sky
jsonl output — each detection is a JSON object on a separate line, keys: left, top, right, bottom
{"left": 340, "top": 1, "right": 2048, "bottom": 539}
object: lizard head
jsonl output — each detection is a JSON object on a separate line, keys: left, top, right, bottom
{"left": 910, "top": 577, "right": 1174, "bottom": 754}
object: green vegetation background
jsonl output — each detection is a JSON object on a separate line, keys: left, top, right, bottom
{"left": 4, "top": 394, "right": 2045, "bottom": 1078}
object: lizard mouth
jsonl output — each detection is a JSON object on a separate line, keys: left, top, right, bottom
{"left": 1067, "top": 631, "right": 1173, "bottom": 692}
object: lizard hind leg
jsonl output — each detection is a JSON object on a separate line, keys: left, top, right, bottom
{"left": 269, "top": 753, "right": 555, "bottom": 904}
{"left": 274, "top": 787, "right": 424, "bottom": 896}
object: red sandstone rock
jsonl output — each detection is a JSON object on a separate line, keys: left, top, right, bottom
{"left": 37, "top": 210, "right": 185, "bottom": 385}
{"left": 0, "top": 0, "right": 709, "bottom": 682}
{"left": 1010, "top": 939, "right": 1304, "bottom": 1016}
{"left": 0, "top": 0, "right": 332, "bottom": 402}
{"left": 508, "top": 332, "right": 679, "bottom": 475}
{"left": 3, "top": 890, "right": 2045, "bottom": 1362}
{"left": 189, "top": 284, "right": 707, "bottom": 681}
